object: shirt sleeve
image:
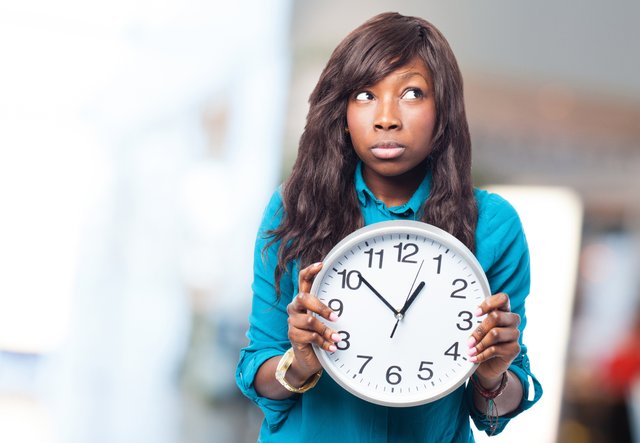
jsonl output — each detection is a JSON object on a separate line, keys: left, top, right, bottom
{"left": 235, "top": 189, "right": 299, "bottom": 431}
{"left": 465, "top": 192, "right": 543, "bottom": 435}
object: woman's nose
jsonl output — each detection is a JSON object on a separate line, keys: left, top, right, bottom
{"left": 374, "top": 98, "right": 401, "bottom": 131}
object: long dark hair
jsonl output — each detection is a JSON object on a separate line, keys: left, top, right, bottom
{"left": 269, "top": 12, "right": 477, "bottom": 295}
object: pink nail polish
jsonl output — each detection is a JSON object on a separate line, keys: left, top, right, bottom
{"left": 329, "top": 312, "right": 339, "bottom": 322}
{"left": 328, "top": 344, "right": 337, "bottom": 352}
{"left": 331, "top": 333, "right": 342, "bottom": 342}
{"left": 467, "top": 336, "right": 476, "bottom": 347}
{"left": 468, "top": 347, "right": 477, "bottom": 356}
{"left": 469, "top": 355, "right": 478, "bottom": 363}
{"left": 474, "top": 308, "right": 483, "bottom": 317}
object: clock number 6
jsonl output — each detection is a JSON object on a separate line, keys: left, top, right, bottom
{"left": 386, "top": 366, "right": 402, "bottom": 385}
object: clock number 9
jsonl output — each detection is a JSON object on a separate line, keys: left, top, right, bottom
{"left": 328, "top": 299, "right": 344, "bottom": 317}
{"left": 417, "top": 361, "right": 434, "bottom": 380}
{"left": 456, "top": 311, "right": 473, "bottom": 330}
{"left": 336, "top": 331, "right": 351, "bottom": 350}
{"left": 337, "top": 270, "right": 362, "bottom": 290}
{"left": 386, "top": 366, "right": 402, "bottom": 385}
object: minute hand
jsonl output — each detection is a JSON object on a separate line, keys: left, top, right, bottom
{"left": 398, "top": 281, "right": 426, "bottom": 317}
{"left": 358, "top": 274, "right": 399, "bottom": 316}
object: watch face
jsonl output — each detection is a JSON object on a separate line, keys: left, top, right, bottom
{"left": 311, "top": 220, "right": 490, "bottom": 407}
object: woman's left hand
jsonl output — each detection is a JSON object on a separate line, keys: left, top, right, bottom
{"left": 468, "top": 292, "right": 521, "bottom": 386}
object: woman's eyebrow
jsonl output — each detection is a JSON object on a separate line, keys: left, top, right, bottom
{"left": 397, "top": 71, "right": 428, "bottom": 82}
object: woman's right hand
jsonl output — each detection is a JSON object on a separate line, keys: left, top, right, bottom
{"left": 286, "top": 262, "right": 342, "bottom": 381}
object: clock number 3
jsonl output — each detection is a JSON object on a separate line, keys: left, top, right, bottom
{"left": 336, "top": 331, "right": 351, "bottom": 350}
{"left": 456, "top": 311, "right": 473, "bottom": 330}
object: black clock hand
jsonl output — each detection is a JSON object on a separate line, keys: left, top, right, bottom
{"left": 390, "top": 261, "right": 424, "bottom": 339}
{"left": 358, "top": 274, "right": 399, "bottom": 316}
{"left": 398, "top": 281, "right": 426, "bottom": 317}
{"left": 404, "top": 260, "right": 424, "bottom": 305}
{"left": 390, "top": 282, "right": 426, "bottom": 338}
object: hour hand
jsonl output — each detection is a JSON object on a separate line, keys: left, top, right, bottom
{"left": 358, "top": 273, "right": 399, "bottom": 316}
{"left": 398, "top": 281, "right": 426, "bottom": 317}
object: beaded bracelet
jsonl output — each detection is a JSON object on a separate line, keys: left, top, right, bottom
{"left": 470, "top": 372, "right": 509, "bottom": 435}
{"left": 275, "top": 348, "right": 322, "bottom": 394}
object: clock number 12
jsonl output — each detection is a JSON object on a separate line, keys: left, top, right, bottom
{"left": 393, "top": 242, "right": 419, "bottom": 263}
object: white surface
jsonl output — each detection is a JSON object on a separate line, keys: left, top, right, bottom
{"left": 473, "top": 186, "right": 583, "bottom": 442}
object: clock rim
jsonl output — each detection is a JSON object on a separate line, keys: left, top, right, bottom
{"left": 310, "top": 220, "right": 491, "bottom": 407}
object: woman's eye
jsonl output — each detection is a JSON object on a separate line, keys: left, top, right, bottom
{"left": 403, "top": 88, "right": 423, "bottom": 100}
{"left": 354, "top": 91, "right": 374, "bottom": 101}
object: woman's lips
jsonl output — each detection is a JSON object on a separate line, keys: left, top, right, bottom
{"left": 370, "top": 142, "right": 406, "bottom": 160}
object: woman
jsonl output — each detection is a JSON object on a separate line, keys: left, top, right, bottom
{"left": 236, "top": 12, "right": 542, "bottom": 442}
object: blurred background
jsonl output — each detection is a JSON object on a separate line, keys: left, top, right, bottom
{"left": 0, "top": 0, "right": 638, "bottom": 442}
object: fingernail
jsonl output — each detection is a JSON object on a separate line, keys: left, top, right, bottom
{"left": 467, "top": 336, "right": 476, "bottom": 348}
{"left": 329, "top": 312, "right": 339, "bottom": 322}
{"left": 313, "top": 262, "right": 323, "bottom": 267}
{"left": 328, "top": 344, "right": 337, "bottom": 352}
{"left": 474, "top": 307, "right": 483, "bottom": 317}
{"left": 469, "top": 355, "right": 478, "bottom": 363}
{"left": 468, "top": 347, "right": 477, "bottom": 356}
{"left": 331, "top": 333, "right": 342, "bottom": 342}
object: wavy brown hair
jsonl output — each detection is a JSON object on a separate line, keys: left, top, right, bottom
{"left": 269, "top": 12, "right": 477, "bottom": 295}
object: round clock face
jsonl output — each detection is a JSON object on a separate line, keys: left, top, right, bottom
{"left": 311, "top": 220, "right": 491, "bottom": 407}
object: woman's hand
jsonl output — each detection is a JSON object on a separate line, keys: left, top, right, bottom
{"left": 285, "top": 262, "right": 341, "bottom": 383}
{"left": 467, "top": 292, "right": 521, "bottom": 389}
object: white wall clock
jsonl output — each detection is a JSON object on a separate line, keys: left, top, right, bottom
{"left": 311, "top": 220, "right": 491, "bottom": 407}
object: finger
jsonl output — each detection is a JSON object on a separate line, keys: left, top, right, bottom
{"left": 476, "top": 292, "right": 511, "bottom": 316}
{"left": 469, "top": 326, "right": 521, "bottom": 358}
{"left": 288, "top": 291, "right": 338, "bottom": 322}
{"left": 288, "top": 327, "right": 338, "bottom": 352}
{"left": 288, "top": 312, "right": 341, "bottom": 344}
{"left": 469, "top": 339, "right": 521, "bottom": 365}
{"left": 468, "top": 311, "right": 520, "bottom": 348}
{"left": 298, "top": 262, "right": 323, "bottom": 294}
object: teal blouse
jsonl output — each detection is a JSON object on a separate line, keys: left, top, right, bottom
{"left": 236, "top": 163, "right": 542, "bottom": 442}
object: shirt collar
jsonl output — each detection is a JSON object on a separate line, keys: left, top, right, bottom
{"left": 354, "top": 161, "right": 432, "bottom": 217}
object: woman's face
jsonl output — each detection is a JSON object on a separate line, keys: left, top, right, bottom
{"left": 346, "top": 57, "right": 436, "bottom": 194}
